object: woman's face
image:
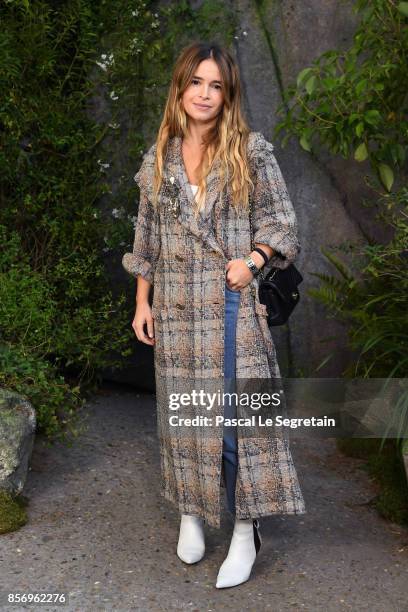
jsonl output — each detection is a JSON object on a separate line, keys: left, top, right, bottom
{"left": 181, "top": 58, "right": 224, "bottom": 125}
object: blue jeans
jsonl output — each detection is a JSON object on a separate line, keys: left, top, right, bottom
{"left": 223, "top": 282, "right": 240, "bottom": 515}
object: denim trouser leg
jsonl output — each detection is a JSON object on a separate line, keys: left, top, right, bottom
{"left": 223, "top": 283, "right": 240, "bottom": 516}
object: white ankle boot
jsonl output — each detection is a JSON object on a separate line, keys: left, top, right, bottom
{"left": 177, "top": 514, "right": 205, "bottom": 564}
{"left": 216, "top": 518, "right": 262, "bottom": 588}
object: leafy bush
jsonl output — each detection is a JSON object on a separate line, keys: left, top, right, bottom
{"left": 0, "top": 226, "right": 89, "bottom": 438}
{"left": 308, "top": 189, "right": 408, "bottom": 379}
{"left": 276, "top": 0, "right": 408, "bottom": 191}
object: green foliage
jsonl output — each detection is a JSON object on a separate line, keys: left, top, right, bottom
{"left": 0, "top": 226, "right": 90, "bottom": 439}
{"left": 308, "top": 199, "right": 408, "bottom": 459}
{"left": 0, "top": 342, "right": 86, "bottom": 440}
{"left": 308, "top": 188, "right": 408, "bottom": 380}
{"left": 276, "top": 0, "right": 408, "bottom": 192}
{"left": 307, "top": 186, "right": 408, "bottom": 456}
{"left": 0, "top": 490, "right": 28, "bottom": 535}
{"left": 337, "top": 438, "right": 408, "bottom": 524}
{"left": 0, "top": 227, "right": 58, "bottom": 351}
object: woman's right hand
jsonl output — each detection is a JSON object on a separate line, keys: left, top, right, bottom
{"left": 132, "top": 301, "right": 155, "bottom": 345}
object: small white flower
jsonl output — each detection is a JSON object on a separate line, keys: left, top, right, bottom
{"left": 108, "top": 122, "right": 120, "bottom": 129}
{"left": 96, "top": 61, "right": 107, "bottom": 71}
{"left": 97, "top": 159, "right": 110, "bottom": 171}
{"left": 93, "top": 212, "right": 98, "bottom": 218}
{"left": 111, "top": 208, "right": 120, "bottom": 218}
{"left": 131, "top": 10, "right": 138, "bottom": 16}
{"left": 110, "top": 90, "right": 119, "bottom": 100}
{"left": 101, "top": 53, "right": 107, "bottom": 59}
{"left": 243, "top": 30, "right": 248, "bottom": 36}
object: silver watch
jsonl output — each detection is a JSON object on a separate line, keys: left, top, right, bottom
{"left": 244, "top": 255, "right": 260, "bottom": 277}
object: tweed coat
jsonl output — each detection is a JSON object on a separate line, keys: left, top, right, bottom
{"left": 122, "top": 131, "right": 306, "bottom": 528}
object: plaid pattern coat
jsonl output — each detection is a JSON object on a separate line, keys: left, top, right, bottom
{"left": 122, "top": 132, "right": 306, "bottom": 528}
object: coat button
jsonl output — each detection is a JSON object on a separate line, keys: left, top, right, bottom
{"left": 175, "top": 303, "right": 185, "bottom": 309}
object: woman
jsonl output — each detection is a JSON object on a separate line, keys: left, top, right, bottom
{"left": 122, "top": 41, "right": 306, "bottom": 588}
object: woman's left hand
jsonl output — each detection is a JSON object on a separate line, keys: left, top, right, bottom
{"left": 225, "top": 259, "right": 256, "bottom": 291}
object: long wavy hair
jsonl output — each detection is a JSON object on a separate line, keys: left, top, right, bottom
{"left": 152, "top": 41, "right": 254, "bottom": 217}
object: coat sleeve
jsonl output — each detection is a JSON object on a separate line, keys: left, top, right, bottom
{"left": 249, "top": 132, "right": 301, "bottom": 271}
{"left": 121, "top": 146, "right": 161, "bottom": 285}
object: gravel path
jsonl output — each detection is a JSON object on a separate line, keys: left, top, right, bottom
{"left": 0, "top": 382, "right": 407, "bottom": 611}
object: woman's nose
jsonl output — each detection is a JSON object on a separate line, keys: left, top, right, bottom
{"left": 200, "top": 84, "right": 210, "bottom": 98}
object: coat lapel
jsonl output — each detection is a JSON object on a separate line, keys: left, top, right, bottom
{"left": 164, "top": 136, "right": 227, "bottom": 260}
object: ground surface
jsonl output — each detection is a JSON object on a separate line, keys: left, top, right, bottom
{"left": 0, "top": 382, "right": 407, "bottom": 611}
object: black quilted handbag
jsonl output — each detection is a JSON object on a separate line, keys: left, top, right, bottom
{"left": 249, "top": 196, "right": 303, "bottom": 326}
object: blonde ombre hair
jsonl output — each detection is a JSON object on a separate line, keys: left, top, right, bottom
{"left": 151, "top": 41, "right": 254, "bottom": 218}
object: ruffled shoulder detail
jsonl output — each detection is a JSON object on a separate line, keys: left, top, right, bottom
{"left": 133, "top": 142, "right": 157, "bottom": 197}
{"left": 247, "top": 131, "right": 274, "bottom": 168}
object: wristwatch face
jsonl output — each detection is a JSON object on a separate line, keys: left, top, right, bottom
{"left": 245, "top": 256, "right": 259, "bottom": 276}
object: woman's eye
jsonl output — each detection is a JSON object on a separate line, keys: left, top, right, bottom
{"left": 191, "top": 79, "right": 221, "bottom": 89}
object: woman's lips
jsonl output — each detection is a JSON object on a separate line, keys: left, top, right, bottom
{"left": 194, "top": 103, "right": 211, "bottom": 110}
